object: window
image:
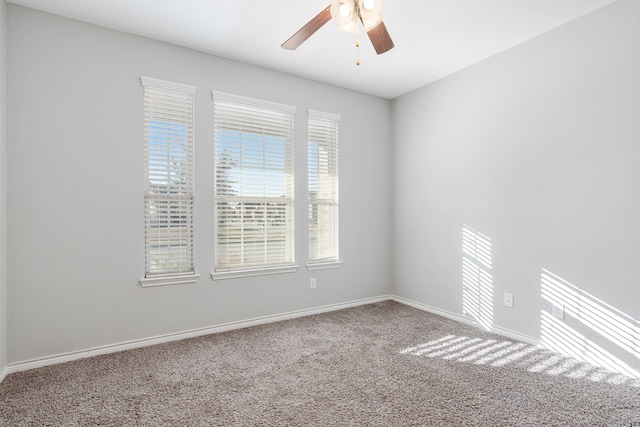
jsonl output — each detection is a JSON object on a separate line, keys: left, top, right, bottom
{"left": 212, "top": 91, "right": 297, "bottom": 279}
{"left": 308, "top": 110, "right": 341, "bottom": 269}
{"left": 140, "top": 77, "right": 198, "bottom": 287}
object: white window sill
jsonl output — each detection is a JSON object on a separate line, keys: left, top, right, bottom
{"left": 139, "top": 273, "right": 200, "bottom": 288}
{"left": 211, "top": 264, "right": 299, "bottom": 280}
{"left": 306, "top": 261, "right": 343, "bottom": 271}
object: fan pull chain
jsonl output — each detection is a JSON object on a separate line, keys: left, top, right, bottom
{"left": 355, "top": 36, "right": 361, "bottom": 66}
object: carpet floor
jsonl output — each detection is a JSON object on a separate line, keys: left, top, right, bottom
{"left": 1, "top": 300, "right": 639, "bottom": 426}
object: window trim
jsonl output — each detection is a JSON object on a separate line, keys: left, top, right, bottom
{"left": 140, "top": 273, "right": 200, "bottom": 288}
{"left": 307, "top": 109, "right": 341, "bottom": 270}
{"left": 211, "top": 90, "right": 298, "bottom": 279}
{"left": 306, "top": 261, "right": 343, "bottom": 271}
{"left": 139, "top": 76, "right": 198, "bottom": 287}
{"left": 211, "top": 265, "right": 298, "bottom": 281}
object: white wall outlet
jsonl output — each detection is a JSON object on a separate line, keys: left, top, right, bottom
{"left": 552, "top": 303, "right": 564, "bottom": 319}
{"left": 310, "top": 278, "right": 316, "bottom": 290}
{"left": 503, "top": 293, "right": 514, "bottom": 308}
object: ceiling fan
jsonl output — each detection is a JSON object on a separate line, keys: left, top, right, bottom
{"left": 281, "top": 0, "right": 394, "bottom": 55}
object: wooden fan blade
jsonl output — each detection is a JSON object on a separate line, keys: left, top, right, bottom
{"left": 281, "top": 5, "right": 332, "bottom": 50}
{"left": 367, "top": 20, "right": 394, "bottom": 55}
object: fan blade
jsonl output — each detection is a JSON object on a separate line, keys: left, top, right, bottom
{"left": 367, "top": 20, "right": 394, "bottom": 55}
{"left": 281, "top": 5, "right": 332, "bottom": 50}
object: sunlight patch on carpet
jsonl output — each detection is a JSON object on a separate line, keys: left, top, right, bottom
{"left": 400, "top": 334, "right": 640, "bottom": 387}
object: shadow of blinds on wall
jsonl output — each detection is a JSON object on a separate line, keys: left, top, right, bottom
{"left": 462, "top": 225, "right": 493, "bottom": 330}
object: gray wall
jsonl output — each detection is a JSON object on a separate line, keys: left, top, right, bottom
{"left": 7, "top": 0, "right": 638, "bottom": 375}
{"left": 392, "top": 0, "right": 640, "bottom": 372}
{"left": 7, "top": 5, "right": 392, "bottom": 363}
{"left": 0, "top": 0, "right": 7, "bottom": 373}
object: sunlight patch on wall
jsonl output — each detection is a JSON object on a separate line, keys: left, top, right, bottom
{"left": 540, "top": 310, "right": 640, "bottom": 379}
{"left": 540, "top": 269, "right": 640, "bottom": 379}
{"left": 400, "top": 334, "right": 640, "bottom": 387}
{"left": 462, "top": 225, "right": 493, "bottom": 330}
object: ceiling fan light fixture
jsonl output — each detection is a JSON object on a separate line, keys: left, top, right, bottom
{"left": 331, "top": 1, "right": 355, "bottom": 20}
{"left": 362, "top": 0, "right": 377, "bottom": 10}
{"left": 358, "top": 0, "right": 383, "bottom": 13}
{"left": 338, "top": 19, "right": 359, "bottom": 34}
{"left": 357, "top": 0, "right": 384, "bottom": 31}
{"left": 281, "top": 0, "right": 393, "bottom": 55}
{"left": 361, "top": 13, "right": 383, "bottom": 31}
{"left": 330, "top": 0, "right": 359, "bottom": 34}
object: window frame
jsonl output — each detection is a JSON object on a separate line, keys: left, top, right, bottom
{"left": 139, "top": 76, "right": 200, "bottom": 287}
{"left": 211, "top": 91, "right": 298, "bottom": 280}
{"left": 307, "top": 109, "right": 342, "bottom": 270}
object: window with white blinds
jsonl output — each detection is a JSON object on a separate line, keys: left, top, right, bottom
{"left": 308, "top": 110, "right": 341, "bottom": 269}
{"left": 140, "top": 76, "right": 198, "bottom": 287}
{"left": 212, "top": 91, "right": 297, "bottom": 279}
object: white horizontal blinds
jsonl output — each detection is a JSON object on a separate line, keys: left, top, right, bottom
{"left": 142, "top": 77, "right": 196, "bottom": 277}
{"left": 308, "top": 110, "right": 340, "bottom": 263}
{"left": 213, "top": 91, "right": 295, "bottom": 272}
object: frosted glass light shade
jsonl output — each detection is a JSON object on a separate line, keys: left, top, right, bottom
{"left": 330, "top": 0, "right": 359, "bottom": 34}
{"left": 357, "top": 0, "right": 384, "bottom": 31}
{"left": 358, "top": 0, "right": 383, "bottom": 13}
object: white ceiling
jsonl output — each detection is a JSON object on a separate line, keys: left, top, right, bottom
{"left": 8, "top": 0, "right": 618, "bottom": 99}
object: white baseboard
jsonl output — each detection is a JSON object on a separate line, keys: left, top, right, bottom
{"left": 4, "top": 294, "right": 542, "bottom": 379}
{"left": 391, "top": 295, "right": 540, "bottom": 347}
{"left": 0, "top": 364, "right": 7, "bottom": 384}
{"left": 5, "top": 295, "right": 393, "bottom": 376}
{"left": 5, "top": 294, "right": 638, "bottom": 383}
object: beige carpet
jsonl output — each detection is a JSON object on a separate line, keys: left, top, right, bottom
{"left": 1, "top": 301, "right": 639, "bottom": 426}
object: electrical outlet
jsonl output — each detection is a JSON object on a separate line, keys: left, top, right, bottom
{"left": 310, "top": 278, "right": 316, "bottom": 290}
{"left": 552, "top": 304, "right": 564, "bottom": 319}
{"left": 503, "top": 293, "right": 514, "bottom": 308}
